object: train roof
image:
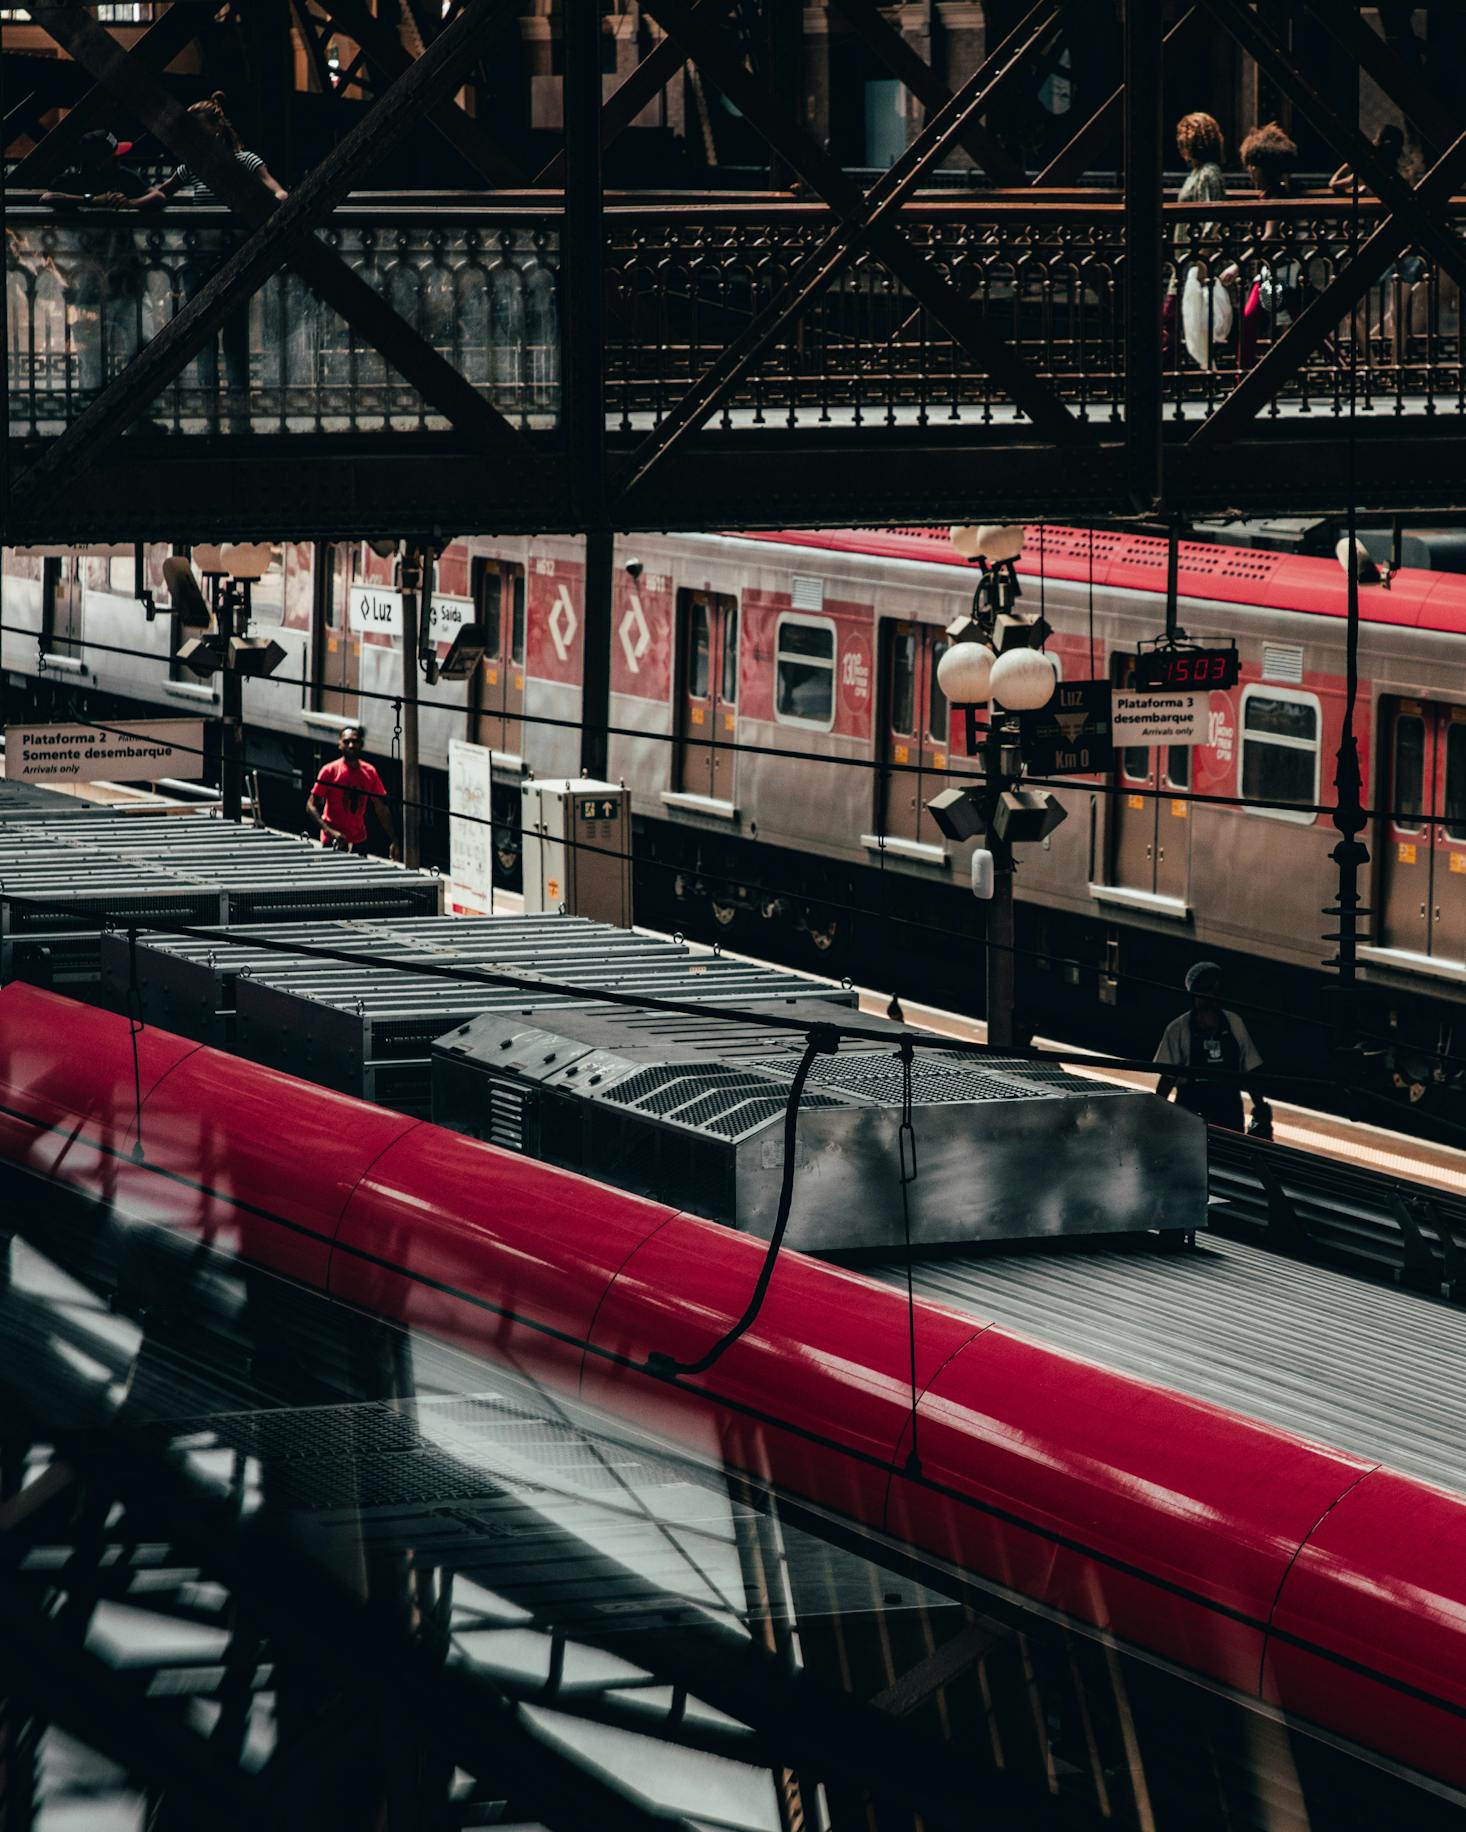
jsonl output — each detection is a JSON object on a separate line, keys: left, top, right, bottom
{"left": 878, "top": 1233, "right": 1466, "bottom": 1496}
{"left": 749, "top": 526, "right": 1466, "bottom": 638}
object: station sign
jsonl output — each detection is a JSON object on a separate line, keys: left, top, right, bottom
{"left": 1113, "top": 690, "right": 1208, "bottom": 748}
{"left": 1019, "top": 680, "right": 1113, "bottom": 775}
{"left": 348, "top": 585, "right": 403, "bottom": 637}
{"left": 5, "top": 719, "right": 204, "bottom": 784}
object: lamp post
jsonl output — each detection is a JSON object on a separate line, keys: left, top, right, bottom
{"left": 930, "top": 526, "right": 1061, "bottom": 1050}
{"left": 193, "top": 542, "right": 275, "bottom": 823}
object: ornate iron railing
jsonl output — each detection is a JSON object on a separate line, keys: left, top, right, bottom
{"left": 6, "top": 196, "right": 1462, "bottom": 441}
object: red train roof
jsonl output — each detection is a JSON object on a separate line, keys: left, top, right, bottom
{"left": 747, "top": 527, "right": 1466, "bottom": 638}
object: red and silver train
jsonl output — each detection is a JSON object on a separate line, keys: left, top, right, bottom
{"left": 6, "top": 523, "right": 1466, "bottom": 1099}
{"left": 3, "top": 981, "right": 1463, "bottom": 1797}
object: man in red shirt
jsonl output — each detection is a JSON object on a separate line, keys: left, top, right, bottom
{"left": 306, "top": 726, "right": 399, "bottom": 857}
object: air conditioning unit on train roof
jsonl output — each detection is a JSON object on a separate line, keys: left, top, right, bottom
{"left": 431, "top": 1001, "right": 1206, "bottom": 1254}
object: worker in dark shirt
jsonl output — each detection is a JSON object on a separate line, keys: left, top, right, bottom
{"left": 40, "top": 130, "right": 167, "bottom": 209}
{"left": 1154, "top": 961, "right": 1273, "bottom": 1136}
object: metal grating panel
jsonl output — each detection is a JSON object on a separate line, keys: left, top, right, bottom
{"left": 1261, "top": 642, "right": 1305, "bottom": 684}
{"left": 748, "top": 1051, "right": 1050, "bottom": 1105}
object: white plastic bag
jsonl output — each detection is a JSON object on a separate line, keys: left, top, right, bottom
{"left": 1181, "top": 265, "right": 1234, "bottom": 370}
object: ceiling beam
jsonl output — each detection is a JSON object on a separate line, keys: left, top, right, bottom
{"left": 617, "top": 0, "right": 1075, "bottom": 504}
{"left": 11, "top": 0, "right": 526, "bottom": 519}
{"left": 636, "top": 0, "right": 1079, "bottom": 452}
{"left": 9, "top": 0, "right": 210, "bottom": 184}
{"left": 827, "top": 0, "right": 1026, "bottom": 187}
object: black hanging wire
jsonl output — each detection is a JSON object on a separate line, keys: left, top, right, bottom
{"left": 897, "top": 1037, "right": 921, "bottom": 1477}
{"left": 1328, "top": 55, "right": 1371, "bottom": 1090}
{"left": 1087, "top": 524, "right": 1097, "bottom": 678}
{"left": 126, "top": 926, "right": 146, "bottom": 1164}
{"left": 645, "top": 1024, "right": 839, "bottom": 1378}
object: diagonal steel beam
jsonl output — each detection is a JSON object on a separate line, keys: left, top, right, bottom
{"left": 313, "top": 0, "right": 525, "bottom": 186}
{"left": 1190, "top": 125, "right": 1466, "bottom": 452}
{"left": 1035, "top": 5, "right": 1198, "bottom": 187}
{"left": 1205, "top": 0, "right": 1466, "bottom": 301}
{"left": 1299, "top": 0, "right": 1457, "bottom": 158}
{"left": 617, "top": 0, "right": 1073, "bottom": 500}
{"left": 828, "top": 0, "right": 1026, "bottom": 187}
{"left": 533, "top": 0, "right": 737, "bottom": 187}
{"left": 9, "top": 0, "right": 210, "bottom": 185}
{"left": 12, "top": 0, "right": 524, "bottom": 516}
{"left": 634, "top": 0, "right": 1079, "bottom": 458}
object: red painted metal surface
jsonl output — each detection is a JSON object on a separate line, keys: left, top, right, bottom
{"left": 137, "top": 1051, "right": 420, "bottom": 1288}
{"left": 886, "top": 1326, "right": 1371, "bottom": 1694}
{"left": 1266, "top": 1468, "right": 1466, "bottom": 1790}
{"left": 332, "top": 1121, "right": 678, "bottom": 1389}
{"left": 5, "top": 985, "right": 1466, "bottom": 1792}
{"left": 584, "top": 1214, "right": 988, "bottom": 1524}
{"left": 0, "top": 983, "right": 200, "bottom": 1183}
{"left": 748, "top": 526, "right": 1466, "bottom": 638}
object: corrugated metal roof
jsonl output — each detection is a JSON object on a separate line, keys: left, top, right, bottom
{"left": 867, "top": 1235, "right": 1466, "bottom": 1495}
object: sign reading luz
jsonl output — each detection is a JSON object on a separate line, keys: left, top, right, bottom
{"left": 5, "top": 720, "right": 205, "bottom": 784}
{"left": 1112, "top": 690, "right": 1208, "bottom": 747}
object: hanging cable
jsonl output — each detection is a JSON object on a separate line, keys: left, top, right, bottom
{"left": 1087, "top": 524, "right": 1097, "bottom": 678}
{"left": 125, "top": 926, "right": 146, "bottom": 1165}
{"left": 644, "top": 1024, "right": 839, "bottom": 1380}
{"left": 897, "top": 1037, "right": 921, "bottom": 1477}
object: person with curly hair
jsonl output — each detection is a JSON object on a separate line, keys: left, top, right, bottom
{"left": 1166, "top": 113, "right": 1229, "bottom": 361}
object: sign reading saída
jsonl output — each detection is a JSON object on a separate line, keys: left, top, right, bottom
{"left": 1019, "top": 681, "right": 1113, "bottom": 775}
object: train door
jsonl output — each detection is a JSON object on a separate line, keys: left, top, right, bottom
{"left": 675, "top": 589, "right": 737, "bottom": 800}
{"left": 878, "top": 623, "right": 948, "bottom": 847}
{"left": 469, "top": 557, "right": 526, "bottom": 756}
{"left": 1379, "top": 698, "right": 1433, "bottom": 954}
{"left": 1433, "top": 709, "right": 1466, "bottom": 961}
{"left": 1107, "top": 659, "right": 1191, "bottom": 900}
{"left": 41, "top": 555, "right": 82, "bottom": 661}
{"left": 311, "top": 542, "right": 359, "bottom": 717}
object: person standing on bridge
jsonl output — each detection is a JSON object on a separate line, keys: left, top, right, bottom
{"left": 1154, "top": 961, "right": 1272, "bottom": 1136}
{"left": 307, "top": 726, "right": 399, "bottom": 859}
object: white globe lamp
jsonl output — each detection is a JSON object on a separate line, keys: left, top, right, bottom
{"left": 950, "top": 524, "right": 982, "bottom": 560}
{"left": 974, "top": 523, "right": 1026, "bottom": 563}
{"left": 936, "top": 640, "right": 996, "bottom": 704}
{"left": 990, "top": 647, "right": 1056, "bottom": 711}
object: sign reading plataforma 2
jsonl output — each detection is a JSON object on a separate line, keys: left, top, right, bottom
{"left": 6, "top": 720, "right": 205, "bottom": 784}
{"left": 1112, "top": 691, "right": 1208, "bottom": 748}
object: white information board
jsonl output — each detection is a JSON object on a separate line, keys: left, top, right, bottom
{"left": 447, "top": 739, "right": 494, "bottom": 915}
{"left": 5, "top": 719, "right": 205, "bottom": 784}
{"left": 348, "top": 585, "right": 403, "bottom": 637}
{"left": 1112, "top": 691, "right": 1208, "bottom": 748}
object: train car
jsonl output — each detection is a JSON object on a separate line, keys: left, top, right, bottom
{"left": 3, "top": 981, "right": 1466, "bottom": 1801}
{"left": 5, "top": 525, "right": 1466, "bottom": 1110}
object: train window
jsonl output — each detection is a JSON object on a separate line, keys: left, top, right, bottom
{"left": 250, "top": 544, "right": 286, "bottom": 626}
{"left": 1121, "top": 747, "right": 1149, "bottom": 781}
{"left": 1240, "top": 687, "right": 1319, "bottom": 823}
{"left": 687, "top": 600, "right": 711, "bottom": 699}
{"left": 1165, "top": 746, "right": 1190, "bottom": 790}
{"left": 473, "top": 560, "right": 503, "bottom": 661}
{"left": 928, "top": 637, "right": 949, "bottom": 741}
{"left": 889, "top": 631, "right": 916, "bottom": 735}
{"left": 721, "top": 604, "right": 739, "bottom": 706}
{"left": 1392, "top": 713, "right": 1426, "bottom": 831}
{"left": 510, "top": 571, "right": 526, "bottom": 667}
{"left": 108, "top": 553, "right": 133, "bottom": 595}
{"left": 775, "top": 615, "right": 836, "bottom": 729}
{"left": 1446, "top": 723, "right": 1466, "bottom": 842}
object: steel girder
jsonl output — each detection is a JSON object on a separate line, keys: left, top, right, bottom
{"left": 5, "top": 419, "right": 1463, "bottom": 549}
{"left": 11, "top": 0, "right": 529, "bottom": 521}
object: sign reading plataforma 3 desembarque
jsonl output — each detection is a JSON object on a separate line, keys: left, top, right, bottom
{"left": 5, "top": 720, "right": 205, "bottom": 784}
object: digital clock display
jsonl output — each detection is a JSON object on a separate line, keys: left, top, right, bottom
{"left": 1135, "top": 648, "right": 1240, "bottom": 691}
